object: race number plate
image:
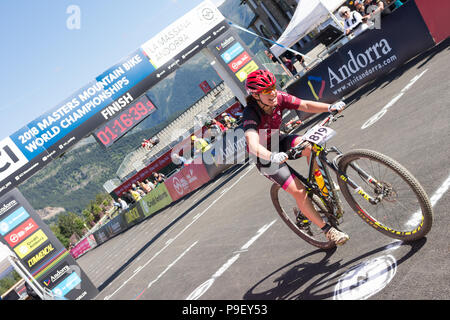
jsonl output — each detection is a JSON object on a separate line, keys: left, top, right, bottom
{"left": 303, "top": 125, "right": 336, "bottom": 146}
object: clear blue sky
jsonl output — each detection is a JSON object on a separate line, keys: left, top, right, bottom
{"left": 0, "top": 0, "right": 225, "bottom": 140}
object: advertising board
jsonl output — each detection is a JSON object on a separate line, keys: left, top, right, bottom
{"left": 286, "top": 1, "right": 435, "bottom": 103}
{"left": 0, "top": 189, "right": 98, "bottom": 300}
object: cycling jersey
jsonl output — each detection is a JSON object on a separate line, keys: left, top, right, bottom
{"left": 243, "top": 91, "right": 301, "bottom": 149}
{"left": 243, "top": 91, "right": 303, "bottom": 190}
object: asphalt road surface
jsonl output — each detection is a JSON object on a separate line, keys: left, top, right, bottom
{"left": 77, "top": 40, "right": 449, "bottom": 302}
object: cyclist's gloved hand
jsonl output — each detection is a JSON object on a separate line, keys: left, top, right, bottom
{"left": 328, "top": 101, "right": 346, "bottom": 113}
{"left": 270, "top": 152, "right": 288, "bottom": 164}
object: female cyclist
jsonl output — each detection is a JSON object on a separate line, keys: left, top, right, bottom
{"left": 243, "top": 69, "right": 349, "bottom": 245}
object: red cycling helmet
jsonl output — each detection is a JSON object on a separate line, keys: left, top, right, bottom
{"left": 245, "top": 69, "right": 276, "bottom": 94}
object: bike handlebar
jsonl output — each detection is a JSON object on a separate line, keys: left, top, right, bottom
{"left": 285, "top": 111, "right": 343, "bottom": 160}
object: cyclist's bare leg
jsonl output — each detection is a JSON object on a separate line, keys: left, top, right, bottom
{"left": 283, "top": 176, "right": 327, "bottom": 228}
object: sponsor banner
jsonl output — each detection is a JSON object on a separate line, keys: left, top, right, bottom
{"left": 52, "top": 271, "right": 82, "bottom": 299}
{"left": 69, "top": 237, "right": 93, "bottom": 259}
{"left": 122, "top": 204, "right": 145, "bottom": 228}
{"left": 4, "top": 217, "right": 39, "bottom": 247}
{"left": 199, "top": 80, "right": 212, "bottom": 94}
{"left": 228, "top": 51, "right": 252, "bottom": 73}
{"left": 140, "top": 0, "right": 225, "bottom": 68}
{"left": 0, "top": 189, "right": 98, "bottom": 300}
{"left": 179, "top": 163, "right": 211, "bottom": 192}
{"left": 221, "top": 42, "right": 244, "bottom": 64}
{"left": 235, "top": 60, "right": 259, "bottom": 82}
{"left": 165, "top": 171, "right": 192, "bottom": 202}
{"left": 207, "top": 29, "right": 260, "bottom": 93}
{"left": 0, "top": 206, "right": 30, "bottom": 236}
{"left": 139, "top": 184, "right": 173, "bottom": 217}
{"left": 286, "top": 1, "right": 434, "bottom": 103}
{"left": 13, "top": 229, "right": 48, "bottom": 259}
{"left": 92, "top": 226, "right": 110, "bottom": 245}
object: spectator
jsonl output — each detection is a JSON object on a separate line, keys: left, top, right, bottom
{"left": 152, "top": 172, "right": 166, "bottom": 185}
{"left": 339, "top": 6, "right": 368, "bottom": 37}
{"left": 139, "top": 181, "right": 152, "bottom": 193}
{"left": 281, "top": 57, "right": 297, "bottom": 75}
{"left": 294, "top": 54, "right": 310, "bottom": 72}
{"left": 145, "top": 179, "right": 156, "bottom": 190}
{"left": 121, "top": 191, "right": 135, "bottom": 205}
{"left": 142, "top": 138, "right": 153, "bottom": 150}
{"left": 129, "top": 188, "right": 141, "bottom": 202}
{"left": 136, "top": 186, "right": 146, "bottom": 197}
{"left": 221, "top": 112, "right": 237, "bottom": 129}
{"left": 363, "top": 0, "right": 385, "bottom": 20}
{"left": 172, "top": 153, "right": 188, "bottom": 167}
{"left": 113, "top": 197, "right": 128, "bottom": 212}
{"left": 191, "top": 135, "right": 211, "bottom": 154}
{"left": 354, "top": 0, "right": 366, "bottom": 16}
{"left": 264, "top": 50, "right": 278, "bottom": 63}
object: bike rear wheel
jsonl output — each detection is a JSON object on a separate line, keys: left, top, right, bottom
{"left": 337, "top": 149, "right": 433, "bottom": 241}
{"left": 270, "top": 183, "right": 336, "bottom": 250}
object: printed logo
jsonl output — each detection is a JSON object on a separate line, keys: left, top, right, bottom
{"left": 221, "top": 42, "right": 244, "bottom": 64}
{"left": 5, "top": 217, "right": 39, "bottom": 247}
{"left": 307, "top": 76, "right": 326, "bottom": 101}
{"left": 0, "top": 207, "right": 30, "bottom": 236}
{"left": 235, "top": 61, "right": 259, "bottom": 82}
{"left": 0, "top": 137, "right": 29, "bottom": 181}
{"left": 173, "top": 176, "right": 189, "bottom": 195}
{"left": 228, "top": 51, "right": 251, "bottom": 73}
{"left": 52, "top": 272, "right": 81, "bottom": 298}
{"left": 14, "top": 229, "right": 48, "bottom": 259}
{"left": 27, "top": 243, "right": 55, "bottom": 268}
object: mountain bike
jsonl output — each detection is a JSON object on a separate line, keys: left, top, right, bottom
{"left": 270, "top": 112, "right": 433, "bottom": 249}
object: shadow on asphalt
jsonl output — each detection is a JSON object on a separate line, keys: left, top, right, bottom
{"left": 96, "top": 162, "right": 250, "bottom": 292}
{"left": 243, "top": 237, "right": 427, "bottom": 300}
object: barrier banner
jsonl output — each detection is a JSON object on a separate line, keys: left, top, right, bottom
{"left": 203, "top": 124, "right": 247, "bottom": 179}
{"left": 139, "top": 184, "right": 173, "bottom": 217}
{"left": 0, "top": 188, "right": 98, "bottom": 300}
{"left": 106, "top": 212, "right": 129, "bottom": 236}
{"left": 286, "top": 1, "right": 435, "bottom": 103}
{"left": 69, "top": 235, "right": 96, "bottom": 259}
{"left": 164, "top": 170, "right": 192, "bottom": 202}
{"left": 179, "top": 163, "right": 211, "bottom": 192}
{"left": 122, "top": 204, "right": 146, "bottom": 228}
{"left": 92, "top": 226, "right": 110, "bottom": 246}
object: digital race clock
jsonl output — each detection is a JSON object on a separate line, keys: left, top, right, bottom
{"left": 93, "top": 95, "right": 157, "bottom": 148}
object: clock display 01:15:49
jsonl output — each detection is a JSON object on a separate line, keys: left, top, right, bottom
{"left": 94, "top": 96, "right": 156, "bottom": 147}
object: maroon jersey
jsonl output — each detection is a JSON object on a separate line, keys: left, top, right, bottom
{"left": 243, "top": 91, "right": 301, "bottom": 149}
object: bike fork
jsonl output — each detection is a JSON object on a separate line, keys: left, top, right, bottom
{"left": 326, "top": 147, "right": 382, "bottom": 205}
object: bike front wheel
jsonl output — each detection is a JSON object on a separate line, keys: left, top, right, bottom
{"left": 270, "top": 183, "right": 336, "bottom": 250}
{"left": 337, "top": 149, "right": 433, "bottom": 241}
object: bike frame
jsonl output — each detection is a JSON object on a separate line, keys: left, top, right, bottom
{"left": 288, "top": 115, "right": 385, "bottom": 208}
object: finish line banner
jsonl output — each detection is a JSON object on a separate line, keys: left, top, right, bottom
{"left": 286, "top": 1, "right": 435, "bottom": 103}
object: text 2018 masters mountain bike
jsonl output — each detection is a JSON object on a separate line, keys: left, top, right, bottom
{"left": 271, "top": 111, "right": 433, "bottom": 249}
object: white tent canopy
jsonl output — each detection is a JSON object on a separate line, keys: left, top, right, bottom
{"left": 270, "top": 0, "right": 346, "bottom": 57}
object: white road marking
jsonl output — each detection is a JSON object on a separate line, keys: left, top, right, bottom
{"left": 147, "top": 241, "right": 198, "bottom": 289}
{"left": 407, "top": 173, "right": 450, "bottom": 227}
{"left": 103, "top": 163, "right": 255, "bottom": 300}
{"left": 185, "top": 219, "right": 277, "bottom": 300}
{"left": 361, "top": 69, "right": 428, "bottom": 129}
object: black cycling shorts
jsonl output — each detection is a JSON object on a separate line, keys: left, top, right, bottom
{"left": 256, "top": 134, "right": 301, "bottom": 190}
